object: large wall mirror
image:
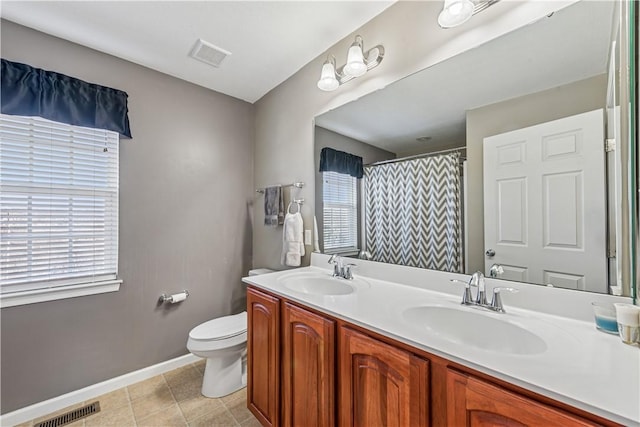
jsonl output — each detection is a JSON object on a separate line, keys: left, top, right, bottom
{"left": 314, "top": 0, "right": 638, "bottom": 297}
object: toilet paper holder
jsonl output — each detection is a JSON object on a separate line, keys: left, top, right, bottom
{"left": 159, "top": 290, "right": 189, "bottom": 304}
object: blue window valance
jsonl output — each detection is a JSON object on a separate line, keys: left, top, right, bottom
{"left": 1, "top": 59, "right": 132, "bottom": 138}
{"left": 319, "top": 147, "right": 364, "bottom": 179}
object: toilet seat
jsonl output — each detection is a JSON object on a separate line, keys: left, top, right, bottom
{"left": 189, "top": 311, "right": 247, "bottom": 342}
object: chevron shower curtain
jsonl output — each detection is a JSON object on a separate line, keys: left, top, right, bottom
{"left": 364, "top": 152, "right": 462, "bottom": 272}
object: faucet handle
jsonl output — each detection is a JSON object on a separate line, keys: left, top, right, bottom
{"left": 490, "top": 287, "right": 519, "bottom": 313}
{"left": 328, "top": 254, "right": 338, "bottom": 264}
{"left": 493, "top": 286, "right": 518, "bottom": 294}
{"left": 450, "top": 279, "right": 474, "bottom": 305}
{"left": 344, "top": 263, "right": 357, "bottom": 280}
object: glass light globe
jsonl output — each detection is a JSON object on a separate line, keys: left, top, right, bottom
{"left": 438, "top": 0, "right": 474, "bottom": 28}
{"left": 317, "top": 61, "right": 339, "bottom": 91}
{"left": 343, "top": 44, "right": 367, "bottom": 77}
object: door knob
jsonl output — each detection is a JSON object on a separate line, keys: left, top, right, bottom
{"left": 485, "top": 249, "right": 495, "bottom": 257}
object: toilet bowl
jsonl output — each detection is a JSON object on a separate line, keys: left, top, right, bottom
{"left": 187, "top": 311, "right": 248, "bottom": 398}
{"left": 187, "top": 268, "right": 273, "bottom": 398}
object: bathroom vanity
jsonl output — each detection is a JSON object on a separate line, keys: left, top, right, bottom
{"left": 242, "top": 255, "right": 639, "bottom": 427}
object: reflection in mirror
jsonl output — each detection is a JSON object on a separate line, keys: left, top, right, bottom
{"left": 314, "top": 0, "right": 634, "bottom": 296}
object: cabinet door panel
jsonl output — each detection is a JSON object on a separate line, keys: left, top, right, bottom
{"left": 282, "top": 302, "right": 335, "bottom": 427}
{"left": 247, "top": 288, "right": 280, "bottom": 427}
{"left": 339, "top": 327, "right": 429, "bottom": 427}
{"left": 447, "top": 369, "right": 597, "bottom": 427}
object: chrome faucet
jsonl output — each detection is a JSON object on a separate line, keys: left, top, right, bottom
{"left": 489, "top": 263, "right": 504, "bottom": 278}
{"left": 328, "top": 254, "right": 356, "bottom": 280}
{"left": 328, "top": 254, "right": 342, "bottom": 277}
{"left": 470, "top": 271, "right": 487, "bottom": 306}
{"left": 450, "top": 271, "right": 518, "bottom": 313}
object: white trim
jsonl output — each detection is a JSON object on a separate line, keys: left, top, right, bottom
{"left": 0, "top": 280, "right": 123, "bottom": 308}
{"left": 0, "top": 353, "right": 200, "bottom": 426}
{"left": 463, "top": 160, "right": 469, "bottom": 274}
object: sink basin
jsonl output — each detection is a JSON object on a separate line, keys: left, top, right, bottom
{"left": 278, "top": 271, "right": 368, "bottom": 296}
{"left": 402, "top": 306, "right": 547, "bottom": 355}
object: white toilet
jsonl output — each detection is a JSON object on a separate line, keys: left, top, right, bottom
{"left": 187, "top": 268, "right": 273, "bottom": 398}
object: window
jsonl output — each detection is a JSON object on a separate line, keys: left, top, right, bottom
{"left": 0, "top": 114, "right": 121, "bottom": 307}
{"left": 322, "top": 171, "right": 358, "bottom": 253}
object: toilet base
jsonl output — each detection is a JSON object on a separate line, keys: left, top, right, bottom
{"left": 201, "top": 352, "right": 247, "bottom": 398}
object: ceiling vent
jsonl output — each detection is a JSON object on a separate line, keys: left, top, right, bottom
{"left": 189, "top": 39, "right": 231, "bottom": 68}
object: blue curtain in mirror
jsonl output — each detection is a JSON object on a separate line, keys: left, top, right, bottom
{"left": 319, "top": 147, "right": 364, "bottom": 178}
{"left": 1, "top": 59, "right": 131, "bottom": 138}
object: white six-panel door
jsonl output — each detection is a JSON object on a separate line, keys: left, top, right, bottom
{"left": 483, "top": 109, "right": 607, "bottom": 292}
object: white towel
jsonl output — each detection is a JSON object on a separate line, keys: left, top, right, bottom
{"left": 281, "top": 212, "right": 305, "bottom": 266}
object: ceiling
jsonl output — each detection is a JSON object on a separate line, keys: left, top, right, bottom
{"left": 315, "top": 0, "right": 616, "bottom": 156}
{"left": 0, "top": 1, "right": 394, "bottom": 103}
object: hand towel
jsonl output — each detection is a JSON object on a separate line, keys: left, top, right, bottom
{"left": 264, "top": 186, "right": 284, "bottom": 226}
{"left": 281, "top": 212, "right": 305, "bottom": 266}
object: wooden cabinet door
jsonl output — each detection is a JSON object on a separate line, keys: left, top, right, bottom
{"left": 446, "top": 369, "right": 597, "bottom": 426}
{"left": 247, "top": 288, "right": 280, "bottom": 427}
{"left": 282, "top": 302, "right": 335, "bottom": 427}
{"left": 339, "top": 327, "right": 429, "bottom": 427}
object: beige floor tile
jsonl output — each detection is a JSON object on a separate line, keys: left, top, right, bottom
{"left": 14, "top": 421, "right": 33, "bottom": 427}
{"left": 131, "top": 383, "right": 176, "bottom": 421}
{"left": 33, "top": 403, "right": 85, "bottom": 424}
{"left": 164, "top": 365, "right": 202, "bottom": 389}
{"left": 128, "top": 374, "right": 167, "bottom": 400}
{"left": 24, "top": 366, "right": 252, "bottom": 427}
{"left": 187, "top": 405, "right": 238, "bottom": 427}
{"left": 191, "top": 359, "right": 206, "bottom": 374}
{"left": 167, "top": 375, "right": 203, "bottom": 402}
{"left": 94, "top": 388, "right": 129, "bottom": 412}
{"left": 85, "top": 404, "right": 136, "bottom": 427}
{"left": 239, "top": 416, "right": 262, "bottom": 427}
{"left": 137, "top": 403, "right": 187, "bottom": 427}
{"left": 224, "top": 397, "right": 254, "bottom": 424}
{"left": 178, "top": 395, "right": 224, "bottom": 422}
{"left": 220, "top": 387, "right": 246, "bottom": 405}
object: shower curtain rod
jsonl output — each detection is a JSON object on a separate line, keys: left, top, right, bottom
{"left": 366, "top": 147, "right": 466, "bottom": 167}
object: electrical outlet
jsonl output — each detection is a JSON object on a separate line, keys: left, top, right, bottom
{"left": 304, "top": 229, "right": 312, "bottom": 245}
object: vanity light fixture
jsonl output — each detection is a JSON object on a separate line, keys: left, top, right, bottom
{"left": 316, "top": 35, "right": 384, "bottom": 92}
{"left": 438, "top": 0, "right": 500, "bottom": 28}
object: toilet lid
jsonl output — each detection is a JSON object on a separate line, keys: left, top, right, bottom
{"left": 189, "top": 311, "right": 247, "bottom": 341}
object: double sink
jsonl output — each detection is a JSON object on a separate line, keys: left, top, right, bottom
{"left": 277, "top": 270, "right": 548, "bottom": 356}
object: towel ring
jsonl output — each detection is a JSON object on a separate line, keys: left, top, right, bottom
{"left": 287, "top": 201, "right": 301, "bottom": 214}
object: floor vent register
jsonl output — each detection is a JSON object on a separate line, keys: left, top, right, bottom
{"left": 34, "top": 401, "right": 101, "bottom": 427}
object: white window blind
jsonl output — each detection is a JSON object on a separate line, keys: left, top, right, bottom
{"left": 0, "top": 114, "right": 119, "bottom": 296}
{"left": 322, "top": 171, "right": 358, "bottom": 253}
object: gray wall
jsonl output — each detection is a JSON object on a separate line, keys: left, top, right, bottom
{"left": 252, "top": 1, "right": 570, "bottom": 271}
{"left": 465, "top": 74, "right": 607, "bottom": 273}
{"left": 314, "top": 126, "right": 395, "bottom": 251}
{"left": 0, "top": 20, "right": 254, "bottom": 413}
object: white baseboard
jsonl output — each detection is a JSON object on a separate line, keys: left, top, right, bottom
{"left": 1, "top": 353, "right": 200, "bottom": 426}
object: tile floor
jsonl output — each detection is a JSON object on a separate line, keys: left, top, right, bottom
{"left": 16, "top": 359, "right": 261, "bottom": 427}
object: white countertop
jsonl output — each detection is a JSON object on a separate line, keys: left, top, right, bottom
{"left": 242, "top": 254, "right": 640, "bottom": 426}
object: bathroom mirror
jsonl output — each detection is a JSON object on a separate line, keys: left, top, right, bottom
{"left": 314, "top": 0, "right": 637, "bottom": 297}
